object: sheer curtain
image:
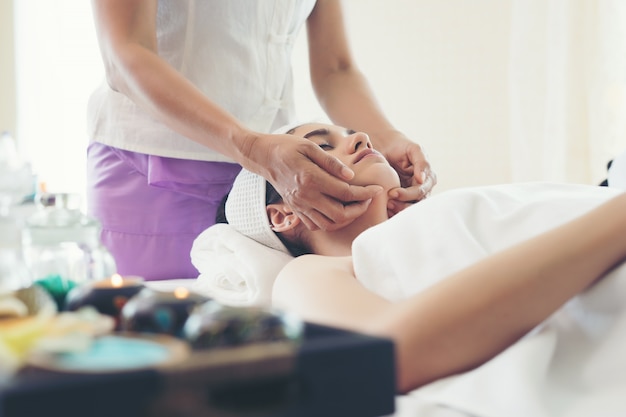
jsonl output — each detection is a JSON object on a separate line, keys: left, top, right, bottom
{"left": 14, "top": 0, "right": 103, "bottom": 196}
{"left": 509, "top": 0, "right": 626, "bottom": 184}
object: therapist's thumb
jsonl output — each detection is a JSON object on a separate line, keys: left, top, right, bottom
{"left": 344, "top": 184, "right": 383, "bottom": 203}
{"left": 310, "top": 147, "right": 354, "bottom": 180}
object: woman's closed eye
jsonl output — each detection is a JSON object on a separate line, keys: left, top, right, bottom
{"left": 318, "top": 142, "right": 334, "bottom": 151}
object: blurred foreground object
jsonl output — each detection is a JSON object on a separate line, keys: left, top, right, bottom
{"left": 183, "top": 301, "right": 304, "bottom": 350}
{"left": 0, "top": 285, "right": 114, "bottom": 381}
{"left": 120, "top": 287, "right": 210, "bottom": 337}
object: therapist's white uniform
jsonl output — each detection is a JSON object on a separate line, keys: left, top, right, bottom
{"left": 86, "top": 0, "right": 317, "bottom": 280}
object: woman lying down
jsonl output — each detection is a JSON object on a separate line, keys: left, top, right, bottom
{"left": 218, "top": 122, "right": 626, "bottom": 416}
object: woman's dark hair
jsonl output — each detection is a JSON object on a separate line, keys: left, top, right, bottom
{"left": 216, "top": 181, "right": 311, "bottom": 257}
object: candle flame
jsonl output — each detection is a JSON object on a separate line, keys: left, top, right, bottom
{"left": 111, "top": 274, "right": 124, "bottom": 288}
{"left": 174, "top": 287, "right": 190, "bottom": 299}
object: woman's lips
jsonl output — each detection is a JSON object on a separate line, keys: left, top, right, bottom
{"left": 354, "top": 149, "right": 383, "bottom": 164}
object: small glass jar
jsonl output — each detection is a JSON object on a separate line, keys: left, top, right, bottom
{"left": 21, "top": 192, "right": 117, "bottom": 291}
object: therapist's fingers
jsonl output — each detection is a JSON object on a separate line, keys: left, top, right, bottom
{"left": 386, "top": 183, "right": 433, "bottom": 217}
{"left": 381, "top": 134, "right": 436, "bottom": 199}
{"left": 389, "top": 181, "right": 429, "bottom": 203}
{"left": 264, "top": 136, "right": 382, "bottom": 230}
{"left": 266, "top": 136, "right": 382, "bottom": 230}
{"left": 295, "top": 192, "right": 376, "bottom": 231}
{"left": 309, "top": 144, "right": 355, "bottom": 182}
{"left": 292, "top": 144, "right": 382, "bottom": 230}
{"left": 391, "top": 163, "right": 436, "bottom": 198}
{"left": 287, "top": 177, "right": 382, "bottom": 231}
{"left": 417, "top": 167, "right": 437, "bottom": 196}
{"left": 317, "top": 184, "right": 382, "bottom": 231}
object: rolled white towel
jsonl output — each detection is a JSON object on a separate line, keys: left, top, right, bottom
{"left": 190, "top": 224, "right": 293, "bottom": 307}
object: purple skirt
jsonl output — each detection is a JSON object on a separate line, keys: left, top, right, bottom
{"left": 86, "top": 142, "right": 241, "bottom": 281}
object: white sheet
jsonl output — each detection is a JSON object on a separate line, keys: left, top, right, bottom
{"left": 352, "top": 182, "right": 626, "bottom": 417}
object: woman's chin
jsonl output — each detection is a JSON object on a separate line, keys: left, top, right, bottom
{"left": 352, "top": 167, "right": 400, "bottom": 190}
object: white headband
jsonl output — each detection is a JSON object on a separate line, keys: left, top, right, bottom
{"left": 224, "top": 119, "right": 329, "bottom": 254}
{"left": 270, "top": 117, "right": 328, "bottom": 137}
{"left": 225, "top": 168, "right": 289, "bottom": 254}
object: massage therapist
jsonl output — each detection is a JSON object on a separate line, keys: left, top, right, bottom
{"left": 86, "top": 0, "right": 436, "bottom": 280}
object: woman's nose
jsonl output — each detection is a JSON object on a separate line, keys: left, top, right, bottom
{"left": 348, "top": 131, "right": 372, "bottom": 153}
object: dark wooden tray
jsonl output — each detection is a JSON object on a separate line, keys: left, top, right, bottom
{"left": 0, "top": 324, "right": 396, "bottom": 417}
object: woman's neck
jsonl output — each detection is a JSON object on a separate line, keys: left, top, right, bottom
{"left": 309, "top": 194, "right": 390, "bottom": 256}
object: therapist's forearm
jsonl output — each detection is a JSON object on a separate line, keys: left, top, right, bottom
{"left": 313, "top": 67, "right": 401, "bottom": 149}
{"left": 92, "top": 0, "right": 258, "bottom": 165}
{"left": 306, "top": 0, "right": 397, "bottom": 148}
{"left": 104, "top": 45, "right": 256, "bottom": 164}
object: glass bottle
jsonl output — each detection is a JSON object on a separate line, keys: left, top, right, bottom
{"left": 21, "top": 192, "right": 117, "bottom": 292}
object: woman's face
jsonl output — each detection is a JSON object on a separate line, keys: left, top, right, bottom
{"left": 291, "top": 123, "right": 401, "bottom": 190}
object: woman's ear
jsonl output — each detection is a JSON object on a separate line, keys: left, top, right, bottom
{"left": 267, "top": 204, "right": 300, "bottom": 232}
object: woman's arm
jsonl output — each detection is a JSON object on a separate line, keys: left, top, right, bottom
{"left": 306, "top": 0, "right": 436, "bottom": 203}
{"left": 273, "top": 193, "right": 626, "bottom": 393}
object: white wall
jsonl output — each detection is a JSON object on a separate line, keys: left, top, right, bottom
{"left": 13, "top": 0, "right": 103, "bottom": 194}
{"left": 9, "top": 1, "right": 618, "bottom": 197}
{"left": 294, "top": 0, "right": 514, "bottom": 193}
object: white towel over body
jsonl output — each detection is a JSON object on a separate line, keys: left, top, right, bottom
{"left": 352, "top": 182, "right": 626, "bottom": 417}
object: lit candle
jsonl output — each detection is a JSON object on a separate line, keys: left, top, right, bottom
{"left": 120, "top": 287, "right": 209, "bottom": 337}
{"left": 64, "top": 274, "right": 145, "bottom": 328}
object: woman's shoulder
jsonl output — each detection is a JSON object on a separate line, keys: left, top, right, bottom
{"left": 272, "top": 255, "right": 355, "bottom": 312}
{"left": 274, "top": 255, "right": 354, "bottom": 292}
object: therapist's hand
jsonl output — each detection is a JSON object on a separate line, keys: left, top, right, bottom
{"left": 380, "top": 132, "right": 437, "bottom": 217}
{"left": 259, "top": 134, "right": 383, "bottom": 231}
